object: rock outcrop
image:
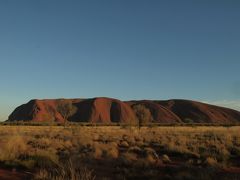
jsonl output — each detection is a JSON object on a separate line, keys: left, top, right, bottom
{"left": 8, "top": 98, "right": 240, "bottom": 124}
{"left": 8, "top": 98, "right": 137, "bottom": 123}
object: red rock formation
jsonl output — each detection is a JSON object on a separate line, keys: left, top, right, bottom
{"left": 157, "top": 100, "right": 240, "bottom": 123}
{"left": 70, "top": 97, "right": 137, "bottom": 123}
{"left": 7, "top": 98, "right": 240, "bottom": 124}
{"left": 126, "top": 100, "right": 181, "bottom": 123}
{"left": 8, "top": 98, "right": 137, "bottom": 123}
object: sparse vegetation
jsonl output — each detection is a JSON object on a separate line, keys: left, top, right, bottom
{"left": 0, "top": 125, "right": 240, "bottom": 179}
{"left": 133, "top": 104, "right": 153, "bottom": 128}
{"left": 56, "top": 100, "right": 77, "bottom": 126}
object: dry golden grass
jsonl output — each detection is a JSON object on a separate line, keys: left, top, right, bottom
{"left": 0, "top": 125, "right": 239, "bottom": 179}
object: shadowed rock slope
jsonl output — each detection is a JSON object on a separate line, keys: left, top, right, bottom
{"left": 156, "top": 100, "right": 240, "bottom": 123}
{"left": 8, "top": 98, "right": 240, "bottom": 123}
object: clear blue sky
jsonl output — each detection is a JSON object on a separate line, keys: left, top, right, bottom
{"left": 0, "top": 1, "right": 240, "bottom": 120}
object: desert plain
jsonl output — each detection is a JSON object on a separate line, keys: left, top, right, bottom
{"left": 0, "top": 125, "right": 240, "bottom": 179}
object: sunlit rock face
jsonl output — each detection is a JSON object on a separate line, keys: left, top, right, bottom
{"left": 8, "top": 98, "right": 240, "bottom": 124}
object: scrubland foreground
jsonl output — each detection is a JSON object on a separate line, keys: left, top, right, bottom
{"left": 0, "top": 126, "right": 240, "bottom": 180}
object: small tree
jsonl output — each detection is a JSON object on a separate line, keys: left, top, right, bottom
{"left": 57, "top": 100, "right": 77, "bottom": 126}
{"left": 45, "top": 106, "right": 56, "bottom": 123}
{"left": 133, "top": 104, "right": 153, "bottom": 129}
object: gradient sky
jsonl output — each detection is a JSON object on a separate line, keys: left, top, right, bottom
{"left": 0, "top": 1, "right": 240, "bottom": 121}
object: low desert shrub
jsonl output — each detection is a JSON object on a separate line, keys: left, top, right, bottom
{"left": 204, "top": 157, "right": 218, "bottom": 167}
{"left": 0, "top": 135, "right": 28, "bottom": 161}
{"left": 162, "top": 154, "right": 171, "bottom": 163}
{"left": 34, "top": 159, "right": 95, "bottom": 180}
